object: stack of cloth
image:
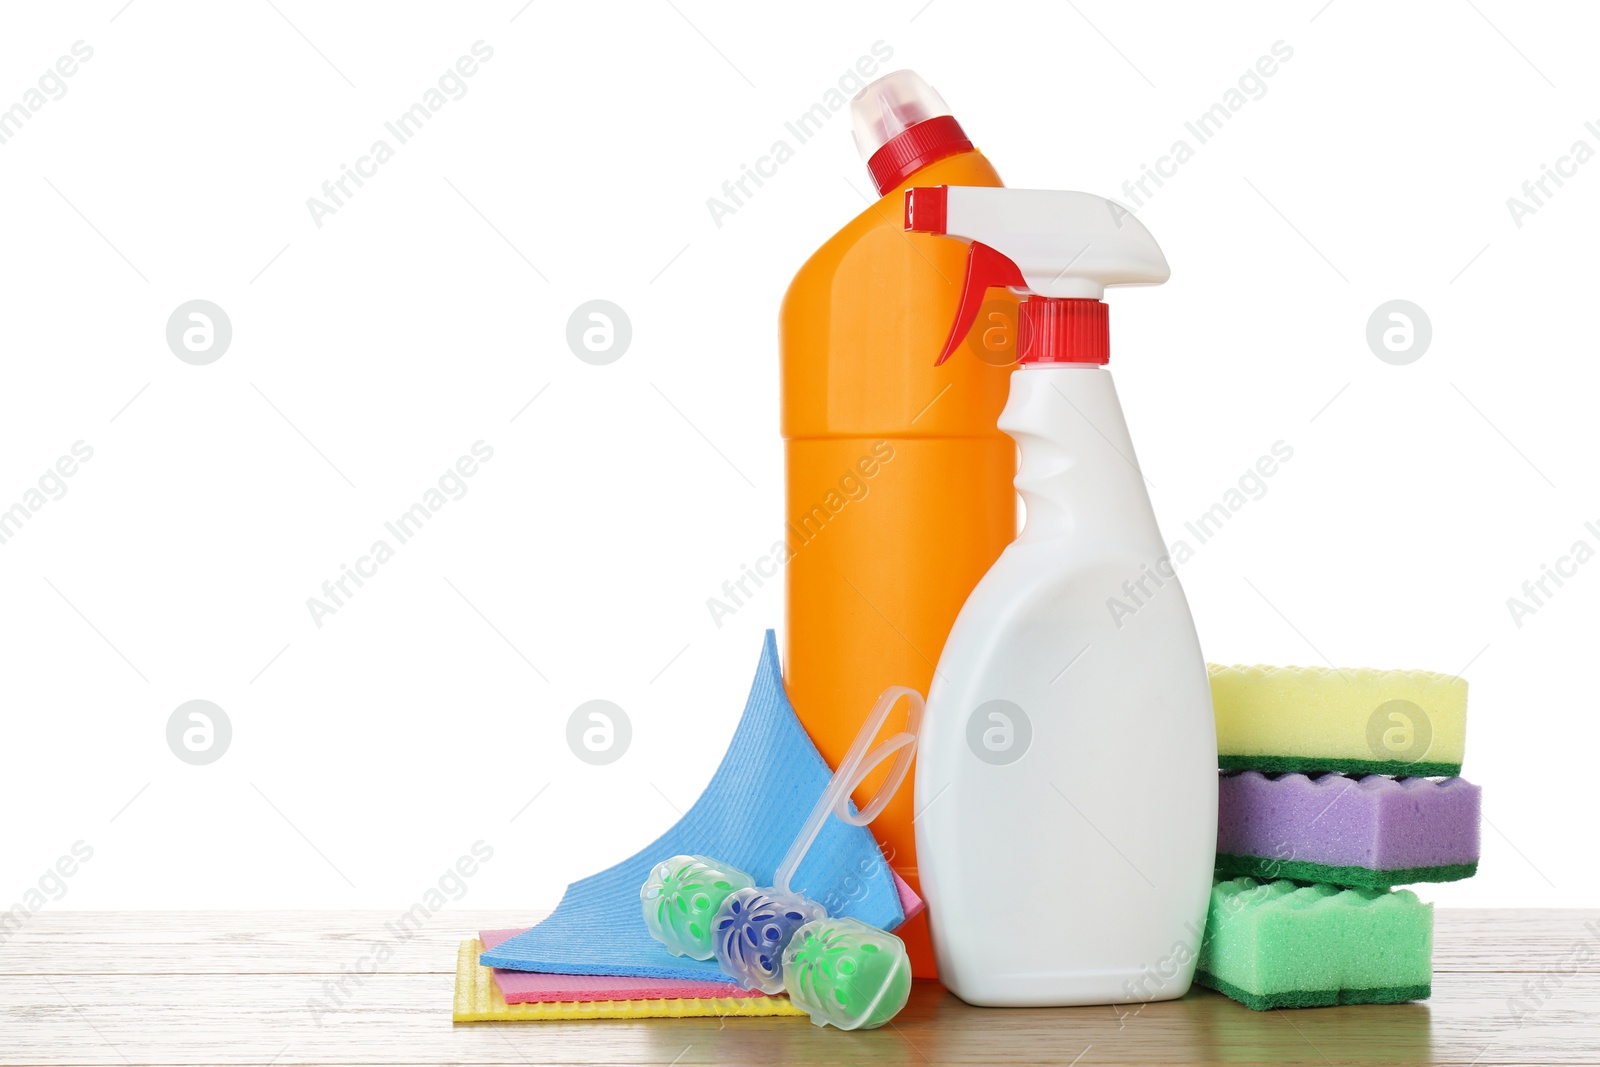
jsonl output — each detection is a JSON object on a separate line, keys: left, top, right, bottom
{"left": 453, "top": 631, "right": 918, "bottom": 1022}
{"left": 1196, "top": 664, "right": 1481, "bottom": 1010}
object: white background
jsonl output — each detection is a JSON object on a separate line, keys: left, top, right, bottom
{"left": 0, "top": 0, "right": 1593, "bottom": 915}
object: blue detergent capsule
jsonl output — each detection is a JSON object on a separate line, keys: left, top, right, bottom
{"left": 712, "top": 886, "right": 826, "bottom": 994}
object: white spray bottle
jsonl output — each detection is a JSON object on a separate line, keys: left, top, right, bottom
{"left": 904, "top": 187, "right": 1216, "bottom": 1007}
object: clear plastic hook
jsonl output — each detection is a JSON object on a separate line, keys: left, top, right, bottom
{"left": 773, "top": 686, "right": 923, "bottom": 895}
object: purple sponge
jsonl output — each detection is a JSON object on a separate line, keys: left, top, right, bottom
{"left": 1215, "top": 771, "right": 1480, "bottom": 889}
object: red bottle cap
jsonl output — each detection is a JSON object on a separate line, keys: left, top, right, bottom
{"left": 866, "top": 115, "right": 973, "bottom": 196}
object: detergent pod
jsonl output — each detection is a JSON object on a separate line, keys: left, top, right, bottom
{"left": 712, "top": 686, "right": 920, "bottom": 1001}
{"left": 643, "top": 686, "right": 922, "bottom": 1027}
{"left": 711, "top": 886, "right": 825, "bottom": 994}
{"left": 783, "top": 917, "right": 912, "bottom": 1031}
{"left": 639, "top": 855, "right": 754, "bottom": 960}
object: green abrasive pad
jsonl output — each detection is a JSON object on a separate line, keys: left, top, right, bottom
{"left": 1213, "top": 854, "right": 1478, "bottom": 890}
{"left": 1216, "top": 753, "right": 1461, "bottom": 776}
{"left": 1195, "top": 970, "right": 1431, "bottom": 1011}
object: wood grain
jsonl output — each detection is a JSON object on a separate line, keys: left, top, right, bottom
{"left": 1, "top": 910, "right": 1596, "bottom": 1065}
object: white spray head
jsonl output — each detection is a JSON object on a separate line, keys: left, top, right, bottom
{"left": 907, "top": 186, "right": 1169, "bottom": 299}
{"left": 905, "top": 186, "right": 1170, "bottom": 364}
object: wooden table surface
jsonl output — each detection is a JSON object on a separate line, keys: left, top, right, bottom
{"left": 2, "top": 909, "right": 1596, "bottom": 1066}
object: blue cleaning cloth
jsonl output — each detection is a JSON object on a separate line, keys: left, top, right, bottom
{"left": 482, "top": 630, "right": 905, "bottom": 981}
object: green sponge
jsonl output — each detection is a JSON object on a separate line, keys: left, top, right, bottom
{"left": 1210, "top": 664, "right": 1467, "bottom": 776}
{"left": 1195, "top": 876, "right": 1433, "bottom": 1010}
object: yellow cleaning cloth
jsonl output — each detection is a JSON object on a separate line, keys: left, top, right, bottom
{"left": 452, "top": 940, "right": 807, "bottom": 1022}
{"left": 1210, "top": 664, "right": 1467, "bottom": 776}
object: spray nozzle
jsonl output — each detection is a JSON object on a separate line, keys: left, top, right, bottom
{"left": 905, "top": 186, "right": 1170, "bottom": 365}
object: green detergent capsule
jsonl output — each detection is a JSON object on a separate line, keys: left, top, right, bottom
{"left": 639, "top": 855, "right": 754, "bottom": 960}
{"left": 781, "top": 917, "right": 911, "bottom": 1030}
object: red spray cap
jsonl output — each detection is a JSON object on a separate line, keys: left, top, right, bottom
{"left": 904, "top": 185, "right": 1169, "bottom": 366}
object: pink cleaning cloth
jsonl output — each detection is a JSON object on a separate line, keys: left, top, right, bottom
{"left": 893, "top": 869, "right": 925, "bottom": 923}
{"left": 483, "top": 871, "right": 924, "bottom": 1004}
{"left": 480, "top": 928, "right": 768, "bottom": 1003}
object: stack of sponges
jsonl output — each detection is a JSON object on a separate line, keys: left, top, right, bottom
{"left": 1197, "top": 665, "right": 1481, "bottom": 1010}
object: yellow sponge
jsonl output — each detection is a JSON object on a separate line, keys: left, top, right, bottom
{"left": 1209, "top": 664, "right": 1467, "bottom": 776}
{"left": 451, "top": 940, "right": 806, "bottom": 1022}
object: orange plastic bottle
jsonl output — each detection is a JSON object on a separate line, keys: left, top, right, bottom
{"left": 780, "top": 71, "right": 1016, "bottom": 979}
